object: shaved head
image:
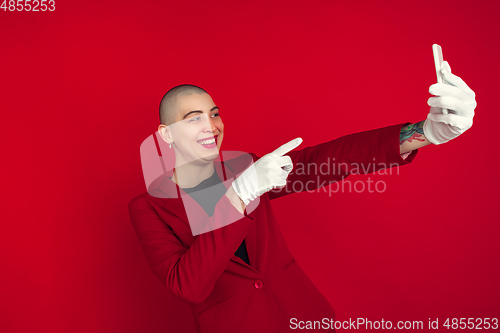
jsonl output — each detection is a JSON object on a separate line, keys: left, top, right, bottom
{"left": 159, "top": 84, "right": 209, "bottom": 126}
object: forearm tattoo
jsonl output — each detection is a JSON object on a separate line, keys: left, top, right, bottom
{"left": 400, "top": 120, "right": 426, "bottom": 145}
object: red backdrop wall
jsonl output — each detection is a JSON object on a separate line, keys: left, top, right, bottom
{"left": 1, "top": 0, "right": 498, "bottom": 332}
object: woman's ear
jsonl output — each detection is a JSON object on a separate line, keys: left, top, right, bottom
{"left": 158, "top": 124, "right": 173, "bottom": 143}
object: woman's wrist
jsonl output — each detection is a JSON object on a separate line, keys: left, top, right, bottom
{"left": 225, "top": 185, "right": 246, "bottom": 214}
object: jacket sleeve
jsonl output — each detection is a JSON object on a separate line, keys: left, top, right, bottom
{"left": 267, "top": 122, "right": 419, "bottom": 200}
{"left": 128, "top": 193, "right": 255, "bottom": 304}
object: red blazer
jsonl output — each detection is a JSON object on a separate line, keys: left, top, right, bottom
{"left": 128, "top": 122, "right": 418, "bottom": 333}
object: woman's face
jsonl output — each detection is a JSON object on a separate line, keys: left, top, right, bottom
{"left": 167, "top": 93, "right": 224, "bottom": 164}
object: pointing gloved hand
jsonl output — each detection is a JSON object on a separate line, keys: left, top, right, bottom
{"left": 231, "top": 138, "right": 303, "bottom": 205}
{"left": 423, "top": 61, "right": 477, "bottom": 145}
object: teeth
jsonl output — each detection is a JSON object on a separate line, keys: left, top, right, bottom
{"left": 198, "top": 138, "right": 215, "bottom": 145}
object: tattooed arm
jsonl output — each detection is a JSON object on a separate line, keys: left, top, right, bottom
{"left": 399, "top": 120, "right": 432, "bottom": 155}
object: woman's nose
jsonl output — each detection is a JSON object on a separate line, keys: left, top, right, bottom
{"left": 204, "top": 117, "right": 217, "bottom": 133}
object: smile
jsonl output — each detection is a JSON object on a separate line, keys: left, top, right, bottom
{"left": 197, "top": 138, "right": 215, "bottom": 145}
{"left": 197, "top": 136, "right": 218, "bottom": 149}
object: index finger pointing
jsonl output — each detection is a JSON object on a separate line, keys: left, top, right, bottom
{"left": 271, "top": 137, "right": 303, "bottom": 156}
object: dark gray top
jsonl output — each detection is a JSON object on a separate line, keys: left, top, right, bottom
{"left": 180, "top": 167, "right": 250, "bottom": 265}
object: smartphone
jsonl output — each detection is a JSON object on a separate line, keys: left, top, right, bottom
{"left": 432, "top": 43, "right": 448, "bottom": 115}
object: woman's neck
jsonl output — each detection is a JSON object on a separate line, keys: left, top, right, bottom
{"left": 171, "top": 161, "right": 215, "bottom": 189}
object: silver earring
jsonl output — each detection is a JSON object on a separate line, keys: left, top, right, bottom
{"left": 168, "top": 141, "right": 172, "bottom": 149}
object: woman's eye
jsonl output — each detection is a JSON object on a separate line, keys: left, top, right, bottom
{"left": 188, "top": 116, "right": 201, "bottom": 122}
{"left": 211, "top": 113, "right": 219, "bottom": 118}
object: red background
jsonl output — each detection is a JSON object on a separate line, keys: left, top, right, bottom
{"left": 1, "top": 0, "right": 499, "bottom": 332}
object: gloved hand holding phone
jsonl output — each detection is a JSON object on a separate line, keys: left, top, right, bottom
{"left": 423, "top": 58, "right": 477, "bottom": 145}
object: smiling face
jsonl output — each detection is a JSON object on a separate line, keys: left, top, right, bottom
{"left": 159, "top": 92, "right": 224, "bottom": 165}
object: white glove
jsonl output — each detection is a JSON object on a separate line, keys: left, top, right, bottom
{"left": 231, "top": 138, "right": 303, "bottom": 205}
{"left": 423, "top": 60, "right": 477, "bottom": 145}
